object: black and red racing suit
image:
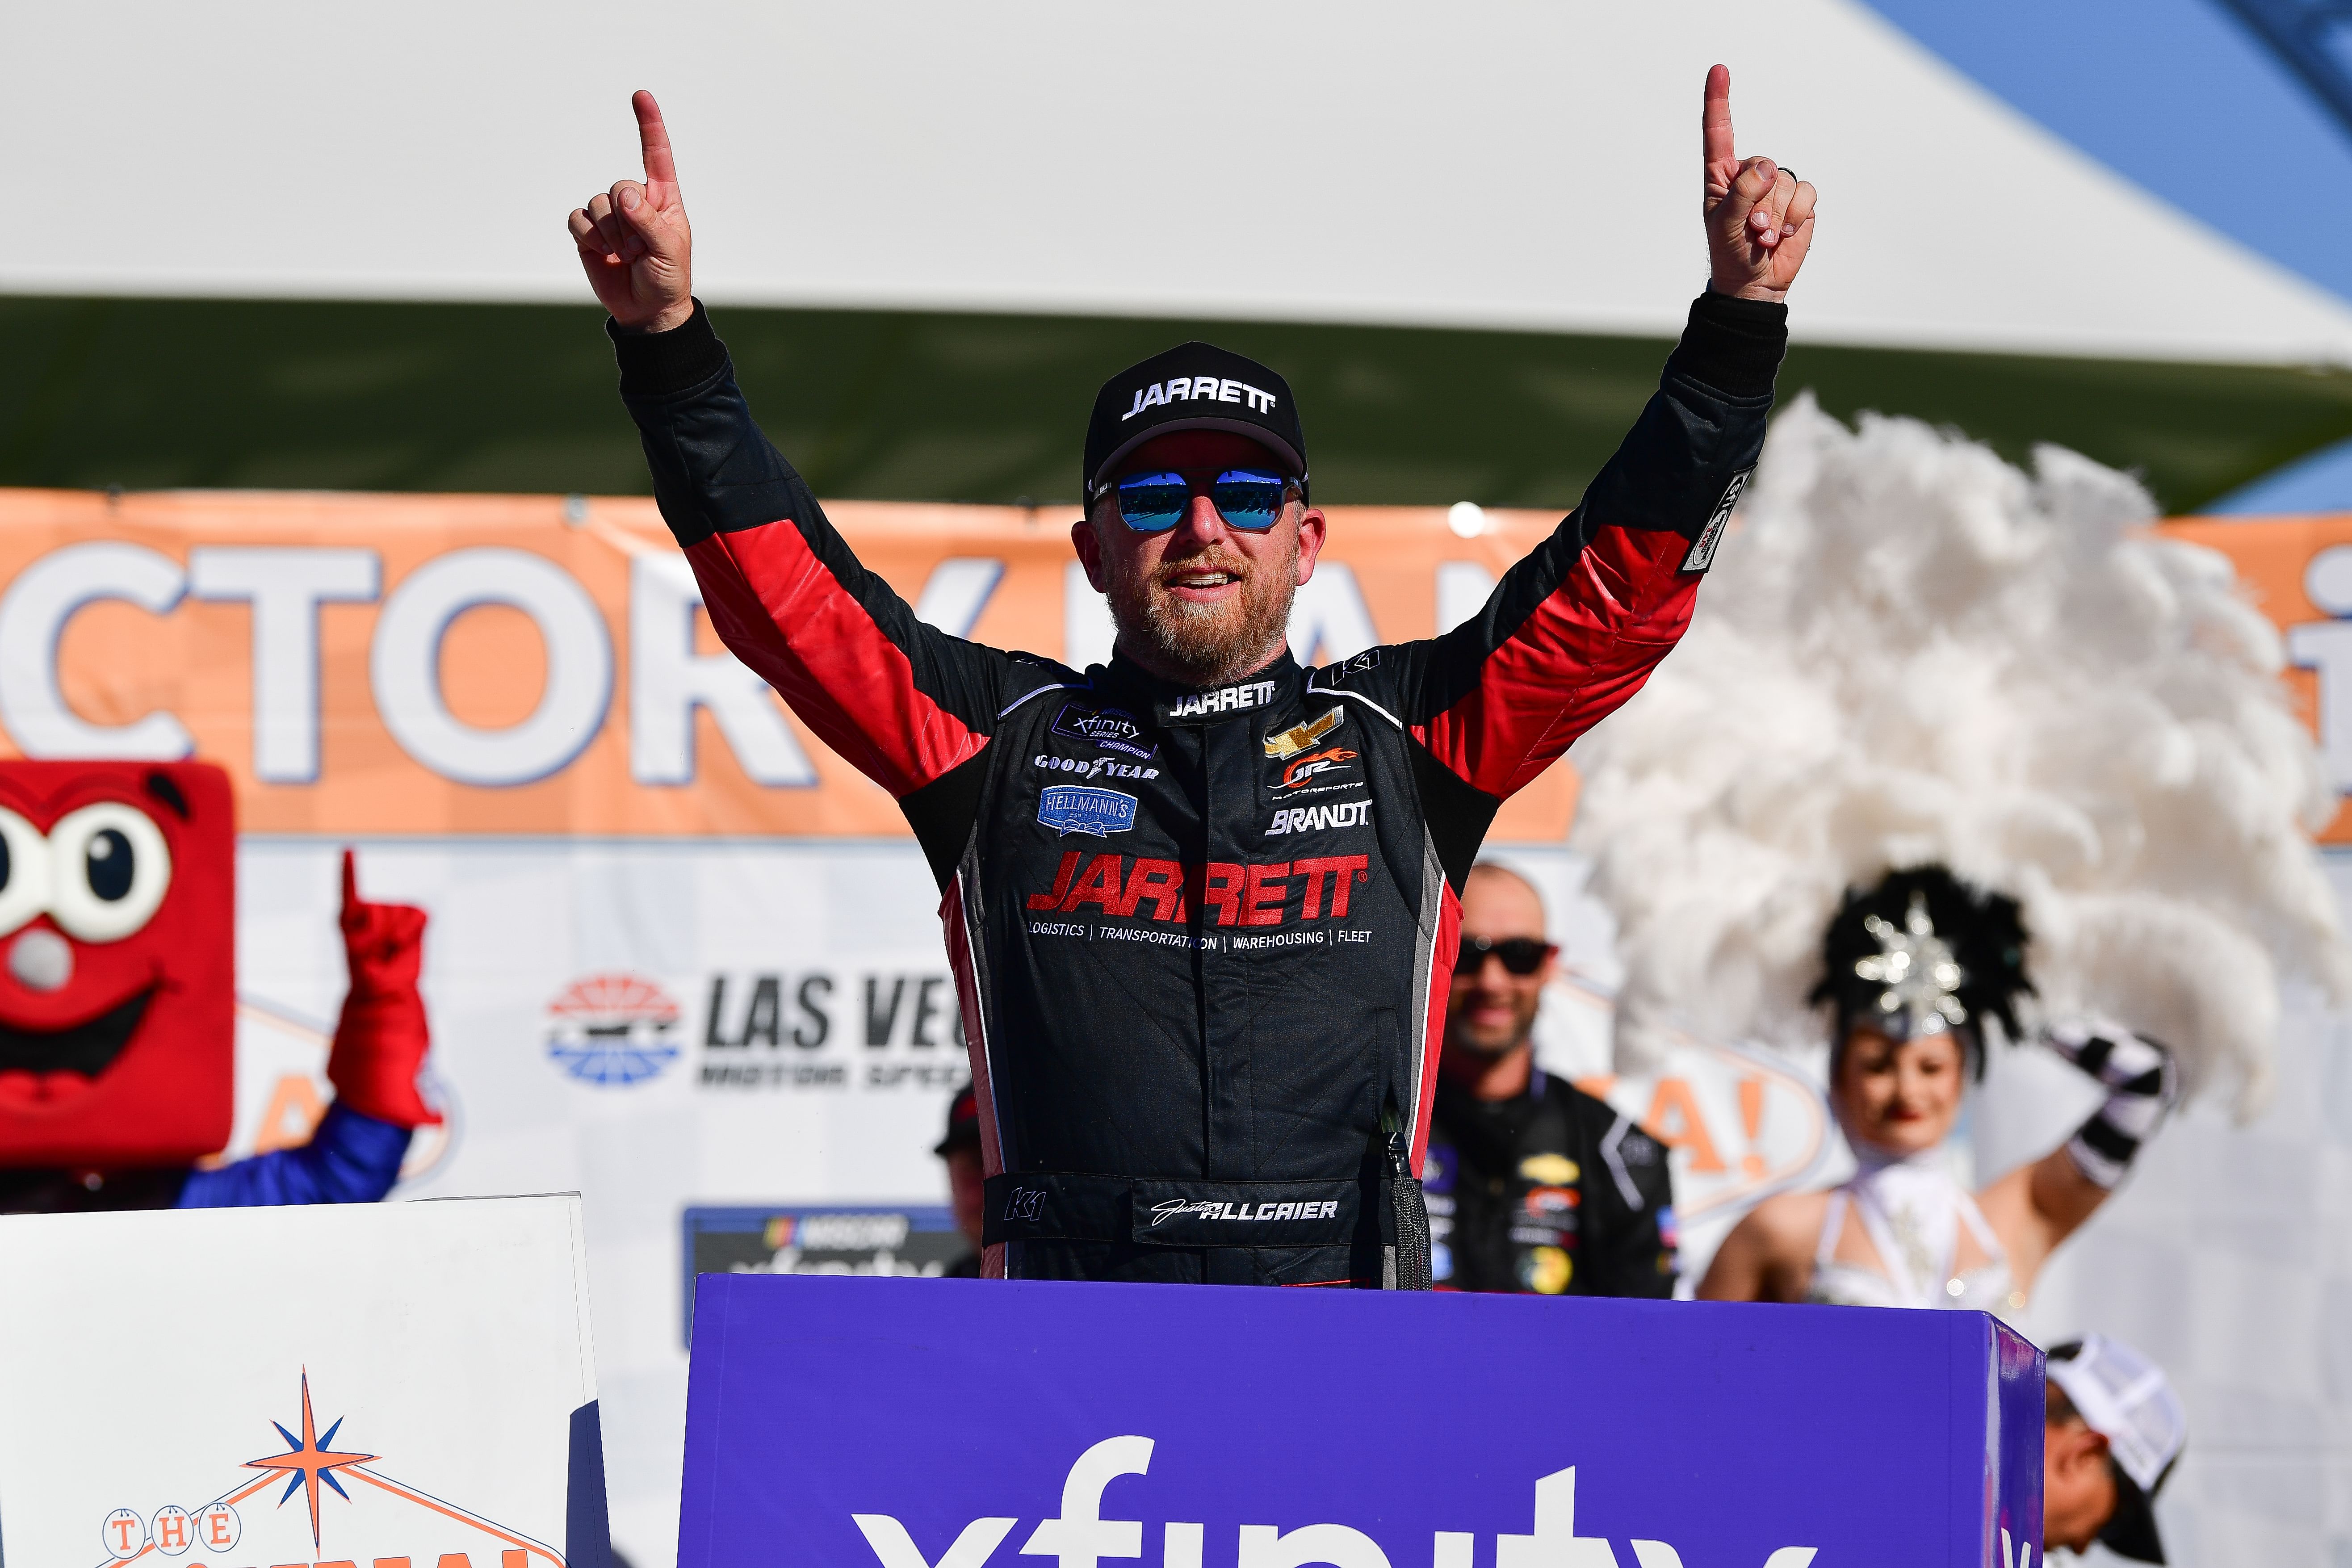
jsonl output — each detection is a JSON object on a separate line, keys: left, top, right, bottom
{"left": 613, "top": 292, "right": 1786, "bottom": 1286}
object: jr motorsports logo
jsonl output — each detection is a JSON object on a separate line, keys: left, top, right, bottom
{"left": 544, "top": 973, "right": 682, "bottom": 1086}
{"left": 850, "top": 1438, "right": 1833, "bottom": 1568}
{"left": 93, "top": 1371, "right": 563, "bottom": 1568}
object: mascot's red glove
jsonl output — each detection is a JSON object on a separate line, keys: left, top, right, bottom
{"left": 327, "top": 849, "right": 440, "bottom": 1128}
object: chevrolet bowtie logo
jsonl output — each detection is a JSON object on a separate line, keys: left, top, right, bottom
{"left": 1263, "top": 706, "right": 1345, "bottom": 760}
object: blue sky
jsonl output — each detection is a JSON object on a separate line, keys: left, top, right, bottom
{"left": 1857, "top": 0, "right": 2352, "bottom": 509}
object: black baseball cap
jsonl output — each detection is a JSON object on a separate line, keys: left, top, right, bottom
{"left": 1082, "top": 342, "right": 1308, "bottom": 505}
{"left": 934, "top": 1084, "right": 981, "bottom": 1157}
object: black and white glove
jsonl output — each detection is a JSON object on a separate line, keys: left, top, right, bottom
{"left": 2042, "top": 1019, "right": 2181, "bottom": 1189}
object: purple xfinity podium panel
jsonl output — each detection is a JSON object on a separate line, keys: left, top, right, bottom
{"left": 679, "top": 1275, "right": 2043, "bottom": 1568}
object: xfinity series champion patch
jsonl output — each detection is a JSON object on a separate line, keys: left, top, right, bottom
{"left": 1680, "top": 465, "right": 1752, "bottom": 574}
{"left": 1037, "top": 785, "right": 1138, "bottom": 837}
{"left": 1051, "top": 701, "right": 1155, "bottom": 759}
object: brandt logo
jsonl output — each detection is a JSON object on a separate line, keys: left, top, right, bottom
{"left": 848, "top": 1438, "right": 1823, "bottom": 1568}
{"left": 1268, "top": 801, "right": 1370, "bottom": 836}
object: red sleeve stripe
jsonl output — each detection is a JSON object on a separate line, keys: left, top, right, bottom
{"left": 1410, "top": 880, "right": 1459, "bottom": 1176}
{"left": 941, "top": 872, "right": 1008, "bottom": 1281}
{"left": 1413, "top": 526, "right": 1697, "bottom": 799}
{"left": 686, "top": 525, "right": 987, "bottom": 799}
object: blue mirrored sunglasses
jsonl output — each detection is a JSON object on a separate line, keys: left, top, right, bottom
{"left": 1111, "top": 468, "right": 1296, "bottom": 533}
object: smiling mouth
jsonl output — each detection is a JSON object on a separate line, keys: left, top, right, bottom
{"left": 0, "top": 991, "right": 155, "bottom": 1079}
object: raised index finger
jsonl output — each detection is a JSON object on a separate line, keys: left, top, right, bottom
{"left": 633, "top": 89, "right": 679, "bottom": 192}
{"left": 1702, "top": 63, "right": 1736, "bottom": 177}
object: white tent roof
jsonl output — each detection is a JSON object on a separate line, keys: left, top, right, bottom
{"left": 8, "top": 0, "right": 2349, "bottom": 363}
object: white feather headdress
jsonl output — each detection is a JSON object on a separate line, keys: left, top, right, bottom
{"left": 1570, "top": 397, "right": 2350, "bottom": 1113}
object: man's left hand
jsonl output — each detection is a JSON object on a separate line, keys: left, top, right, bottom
{"left": 1702, "top": 64, "right": 1817, "bottom": 302}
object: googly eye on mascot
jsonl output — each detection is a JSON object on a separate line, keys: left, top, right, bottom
{"left": 0, "top": 760, "right": 437, "bottom": 1212}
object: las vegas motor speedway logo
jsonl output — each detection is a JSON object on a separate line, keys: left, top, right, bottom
{"left": 91, "top": 1371, "right": 565, "bottom": 1568}
{"left": 848, "top": 1436, "right": 1889, "bottom": 1568}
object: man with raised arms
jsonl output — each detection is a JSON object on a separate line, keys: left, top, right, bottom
{"left": 568, "top": 71, "right": 1815, "bottom": 1285}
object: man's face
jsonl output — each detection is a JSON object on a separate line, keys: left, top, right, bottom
{"left": 1445, "top": 868, "right": 1557, "bottom": 1059}
{"left": 1070, "top": 431, "right": 1326, "bottom": 687}
{"left": 2043, "top": 1412, "right": 2119, "bottom": 1553}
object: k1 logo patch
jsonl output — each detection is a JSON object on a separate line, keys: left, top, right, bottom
{"left": 1037, "top": 785, "right": 1138, "bottom": 837}
{"left": 1681, "top": 466, "right": 1752, "bottom": 574}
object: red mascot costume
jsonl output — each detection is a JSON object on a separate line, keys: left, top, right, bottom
{"left": 0, "top": 761, "right": 437, "bottom": 1211}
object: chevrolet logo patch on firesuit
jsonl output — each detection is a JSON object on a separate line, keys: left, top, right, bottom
{"left": 1263, "top": 706, "right": 1346, "bottom": 760}
{"left": 1520, "top": 1153, "right": 1580, "bottom": 1185}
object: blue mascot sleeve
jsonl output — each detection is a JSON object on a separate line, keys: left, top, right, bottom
{"left": 175, "top": 1101, "right": 413, "bottom": 1207}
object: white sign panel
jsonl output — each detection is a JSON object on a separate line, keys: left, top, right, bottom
{"left": 0, "top": 1195, "right": 599, "bottom": 1568}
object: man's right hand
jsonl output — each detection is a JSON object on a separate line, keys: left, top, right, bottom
{"left": 569, "top": 90, "right": 694, "bottom": 333}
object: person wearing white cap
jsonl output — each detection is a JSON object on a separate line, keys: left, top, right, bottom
{"left": 2043, "top": 1334, "right": 2186, "bottom": 1562}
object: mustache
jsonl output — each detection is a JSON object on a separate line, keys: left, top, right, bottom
{"left": 1149, "top": 549, "right": 1254, "bottom": 586}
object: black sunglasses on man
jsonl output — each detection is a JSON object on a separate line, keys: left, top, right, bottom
{"left": 1458, "top": 934, "right": 1558, "bottom": 977}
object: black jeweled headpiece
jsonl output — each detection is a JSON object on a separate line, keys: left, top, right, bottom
{"left": 1810, "top": 865, "right": 2031, "bottom": 1076}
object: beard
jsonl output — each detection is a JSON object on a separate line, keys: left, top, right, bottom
{"left": 1444, "top": 986, "right": 1539, "bottom": 1058}
{"left": 1102, "top": 533, "right": 1300, "bottom": 686}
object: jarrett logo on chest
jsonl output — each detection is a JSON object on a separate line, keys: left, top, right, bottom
{"left": 1161, "top": 680, "right": 1277, "bottom": 721}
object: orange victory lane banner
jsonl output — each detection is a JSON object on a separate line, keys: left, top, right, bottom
{"left": 2159, "top": 513, "right": 2352, "bottom": 842}
{"left": 0, "top": 489, "right": 1575, "bottom": 840}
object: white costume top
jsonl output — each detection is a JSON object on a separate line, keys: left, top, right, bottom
{"left": 1807, "top": 1146, "right": 2017, "bottom": 1313}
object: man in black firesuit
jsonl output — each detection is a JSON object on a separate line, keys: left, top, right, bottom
{"left": 569, "top": 69, "right": 1813, "bottom": 1287}
{"left": 1427, "top": 864, "right": 1675, "bottom": 1295}
{"left": 936, "top": 1085, "right": 986, "bottom": 1278}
